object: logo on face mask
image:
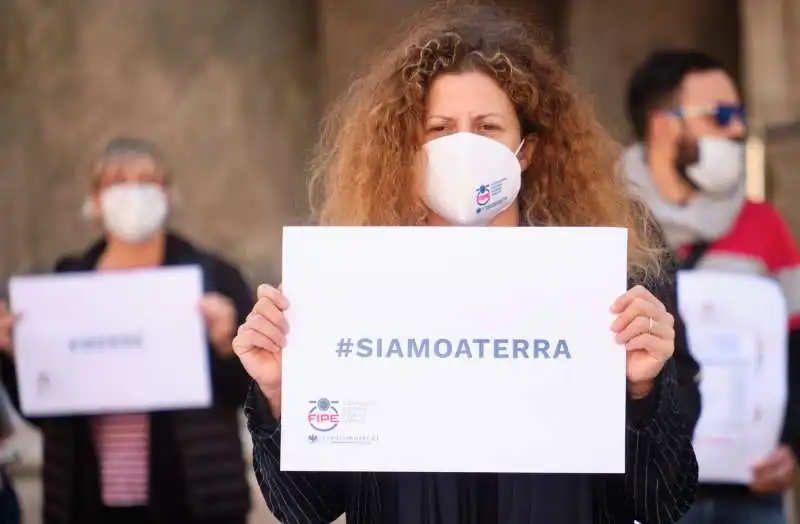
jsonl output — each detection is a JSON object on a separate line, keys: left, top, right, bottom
{"left": 475, "top": 180, "right": 507, "bottom": 215}
{"left": 475, "top": 185, "right": 492, "bottom": 207}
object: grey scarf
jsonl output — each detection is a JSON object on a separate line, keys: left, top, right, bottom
{"left": 622, "top": 143, "right": 745, "bottom": 249}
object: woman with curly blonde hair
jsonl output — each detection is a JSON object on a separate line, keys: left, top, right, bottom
{"left": 235, "top": 3, "right": 698, "bottom": 523}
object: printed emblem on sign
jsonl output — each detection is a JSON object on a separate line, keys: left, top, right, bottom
{"left": 475, "top": 184, "right": 491, "bottom": 207}
{"left": 308, "top": 398, "right": 340, "bottom": 432}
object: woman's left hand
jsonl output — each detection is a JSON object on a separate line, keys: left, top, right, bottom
{"left": 610, "top": 285, "right": 675, "bottom": 398}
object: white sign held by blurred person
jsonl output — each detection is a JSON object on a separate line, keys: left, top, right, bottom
{"left": 10, "top": 267, "right": 211, "bottom": 416}
{"left": 679, "top": 271, "right": 788, "bottom": 484}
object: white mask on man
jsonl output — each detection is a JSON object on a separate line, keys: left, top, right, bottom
{"left": 99, "top": 183, "right": 169, "bottom": 243}
{"left": 685, "top": 138, "right": 744, "bottom": 196}
{"left": 422, "top": 132, "right": 524, "bottom": 226}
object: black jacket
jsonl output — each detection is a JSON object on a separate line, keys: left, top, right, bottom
{"left": 0, "top": 233, "right": 254, "bottom": 524}
{"left": 245, "top": 266, "right": 699, "bottom": 523}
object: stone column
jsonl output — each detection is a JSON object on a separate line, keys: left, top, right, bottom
{"left": 740, "top": 0, "right": 800, "bottom": 240}
{"left": 741, "top": 1, "right": 800, "bottom": 518}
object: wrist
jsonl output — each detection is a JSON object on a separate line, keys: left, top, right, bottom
{"left": 628, "top": 380, "right": 655, "bottom": 400}
{"left": 258, "top": 382, "right": 282, "bottom": 419}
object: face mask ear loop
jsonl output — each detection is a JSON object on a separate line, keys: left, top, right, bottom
{"left": 514, "top": 139, "right": 526, "bottom": 158}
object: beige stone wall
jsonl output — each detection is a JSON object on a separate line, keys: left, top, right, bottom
{"left": 0, "top": 0, "right": 568, "bottom": 292}
{"left": 0, "top": 0, "right": 748, "bottom": 292}
{"left": 317, "top": 0, "right": 566, "bottom": 106}
{"left": 9, "top": 0, "right": 795, "bottom": 275}
{"left": 318, "top": 0, "right": 431, "bottom": 104}
{"left": 0, "top": 0, "right": 318, "bottom": 291}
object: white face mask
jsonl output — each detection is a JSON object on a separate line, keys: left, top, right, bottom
{"left": 685, "top": 138, "right": 744, "bottom": 196}
{"left": 99, "top": 183, "right": 169, "bottom": 243}
{"left": 423, "top": 132, "right": 523, "bottom": 226}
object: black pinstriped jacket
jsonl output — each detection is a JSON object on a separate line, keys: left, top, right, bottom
{"left": 245, "top": 268, "right": 699, "bottom": 523}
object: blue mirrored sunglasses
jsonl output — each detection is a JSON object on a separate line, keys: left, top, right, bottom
{"left": 667, "top": 104, "right": 746, "bottom": 128}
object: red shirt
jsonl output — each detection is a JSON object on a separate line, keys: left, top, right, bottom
{"left": 677, "top": 200, "right": 800, "bottom": 329}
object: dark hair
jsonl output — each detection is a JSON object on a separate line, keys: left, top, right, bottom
{"left": 626, "top": 50, "right": 727, "bottom": 140}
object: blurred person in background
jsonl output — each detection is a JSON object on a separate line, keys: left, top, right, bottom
{"left": 0, "top": 377, "right": 21, "bottom": 524}
{"left": 624, "top": 49, "right": 800, "bottom": 524}
{"left": 0, "top": 137, "right": 253, "bottom": 524}
{"left": 235, "top": 5, "right": 698, "bottom": 524}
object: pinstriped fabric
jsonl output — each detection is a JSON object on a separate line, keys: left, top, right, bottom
{"left": 246, "top": 360, "right": 698, "bottom": 524}
{"left": 248, "top": 403, "right": 349, "bottom": 524}
{"left": 596, "top": 361, "right": 698, "bottom": 524}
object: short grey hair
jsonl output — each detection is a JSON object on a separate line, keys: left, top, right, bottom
{"left": 91, "top": 137, "right": 169, "bottom": 184}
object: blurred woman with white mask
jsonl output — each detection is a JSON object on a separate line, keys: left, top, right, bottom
{"left": 0, "top": 137, "right": 253, "bottom": 524}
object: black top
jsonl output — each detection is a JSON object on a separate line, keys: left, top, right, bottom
{"left": 244, "top": 270, "right": 699, "bottom": 523}
{"left": 246, "top": 364, "right": 696, "bottom": 523}
{"left": 0, "top": 233, "right": 254, "bottom": 524}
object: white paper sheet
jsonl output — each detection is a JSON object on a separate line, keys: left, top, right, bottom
{"left": 678, "top": 270, "right": 788, "bottom": 484}
{"left": 9, "top": 266, "right": 212, "bottom": 416}
{"left": 280, "top": 226, "right": 628, "bottom": 473}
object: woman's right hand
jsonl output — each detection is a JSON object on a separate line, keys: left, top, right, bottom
{"left": 0, "top": 301, "right": 15, "bottom": 354}
{"left": 232, "top": 284, "right": 289, "bottom": 417}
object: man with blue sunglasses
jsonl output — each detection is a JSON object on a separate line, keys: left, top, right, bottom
{"left": 623, "top": 49, "right": 800, "bottom": 524}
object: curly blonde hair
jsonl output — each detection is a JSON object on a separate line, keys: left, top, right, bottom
{"left": 310, "top": 2, "right": 663, "bottom": 278}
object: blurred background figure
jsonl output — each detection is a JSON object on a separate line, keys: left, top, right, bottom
{"left": 623, "top": 49, "right": 800, "bottom": 524}
{"left": 0, "top": 138, "right": 254, "bottom": 524}
{"left": 0, "top": 379, "right": 21, "bottom": 524}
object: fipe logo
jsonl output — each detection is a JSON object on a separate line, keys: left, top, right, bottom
{"left": 308, "top": 398, "right": 340, "bottom": 432}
